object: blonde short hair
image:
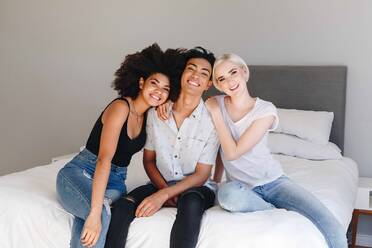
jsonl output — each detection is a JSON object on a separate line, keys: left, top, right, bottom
{"left": 212, "top": 53, "right": 249, "bottom": 91}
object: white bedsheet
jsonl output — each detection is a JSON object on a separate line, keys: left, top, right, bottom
{"left": 0, "top": 153, "right": 358, "bottom": 248}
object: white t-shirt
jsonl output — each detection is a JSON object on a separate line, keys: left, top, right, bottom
{"left": 216, "top": 95, "right": 283, "bottom": 187}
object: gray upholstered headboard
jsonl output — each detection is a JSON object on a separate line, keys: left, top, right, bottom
{"left": 204, "top": 66, "right": 347, "bottom": 151}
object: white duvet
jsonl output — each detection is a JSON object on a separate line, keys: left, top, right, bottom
{"left": 0, "top": 152, "right": 358, "bottom": 248}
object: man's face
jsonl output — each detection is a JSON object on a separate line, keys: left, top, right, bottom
{"left": 180, "top": 58, "right": 213, "bottom": 96}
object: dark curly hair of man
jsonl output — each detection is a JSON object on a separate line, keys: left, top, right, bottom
{"left": 112, "top": 43, "right": 182, "bottom": 102}
{"left": 181, "top": 46, "right": 216, "bottom": 80}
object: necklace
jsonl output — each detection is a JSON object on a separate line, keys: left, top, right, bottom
{"left": 129, "top": 100, "right": 144, "bottom": 119}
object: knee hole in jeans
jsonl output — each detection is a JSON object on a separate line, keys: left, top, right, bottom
{"left": 82, "top": 170, "right": 93, "bottom": 180}
{"left": 124, "top": 196, "right": 136, "bottom": 203}
{"left": 114, "top": 196, "right": 136, "bottom": 208}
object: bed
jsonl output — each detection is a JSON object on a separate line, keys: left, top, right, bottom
{"left": 0, "top": 66, "right": 358, "bottom": 248}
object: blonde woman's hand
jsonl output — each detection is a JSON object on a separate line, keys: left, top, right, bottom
{"left": 156, "top": 100, "right": 172, "bottom": 121}
{"left": 205, "top": 97, "right": 220, "bottom": 115}
{"left": 81, "top": 211, "right": 102, "bottom": 248}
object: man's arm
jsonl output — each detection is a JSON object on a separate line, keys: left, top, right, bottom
{"left": 213, "top": 152, "right": 224, "bottom": 183}
{"left": 142, "top": 109, "right": 169, "bottom": 190}
{"left": 135, "top": 162, "right": 212, "bottom": 217}
{"left": 164, "top": 125, "right": 220, "bottom": 198}
{"left": 161, "top": 162, "right": 211, "bottom": 198}
{"left": 143, "top": 149, "right": 168, "bottom": 189}
{"left": 136, "top": 128, "right": 218, "bottom": 217}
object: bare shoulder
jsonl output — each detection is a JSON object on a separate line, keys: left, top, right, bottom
{"left": 102, "top": 98, "right": 130, "bottom": 124}
{"left": 109, "top": 98, "right": 130, "bottom": 110}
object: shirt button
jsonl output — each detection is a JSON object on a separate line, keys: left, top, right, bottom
{"left": 177, "top": 137, "right": 181, "bottom": 140}
{"left": 174, "top": 155, "right": 178, "bottom": 158}
{"left": 175, "top": 172, "right": 178, "bottom": 175}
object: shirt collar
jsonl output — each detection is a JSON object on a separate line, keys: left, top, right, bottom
{"left": 191, "top": 99, "right": 204, "bottom": 119}
{"left": 168, "top": 99, "right": 205, "bottom": 119}
{"left": 164, "top": 99, "right": 205, "bottom": 131}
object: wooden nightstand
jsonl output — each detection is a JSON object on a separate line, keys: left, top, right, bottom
{"left": 351, "top": 177, "right": 372, "bottom": 248}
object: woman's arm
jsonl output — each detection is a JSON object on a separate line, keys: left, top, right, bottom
{"left": 206, "top": 97, "right": 275, "bottom": 161}
{"left": 212, "top": 112, "right": 274, "bottom": 161}
{"left": 81, "top": 100, "right": 129, "bottom": 247}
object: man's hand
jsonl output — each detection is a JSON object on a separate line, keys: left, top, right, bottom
{"left": 135, "top": 189, "right": 169, "bottom": 217}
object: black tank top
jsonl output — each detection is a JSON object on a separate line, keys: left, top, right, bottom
{"left": 85, "top": 98, "right": 147, "bottom": 167}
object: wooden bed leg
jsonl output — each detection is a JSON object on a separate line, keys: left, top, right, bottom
{"left": 351, "top": 209, "right": 359, "bottom": 248}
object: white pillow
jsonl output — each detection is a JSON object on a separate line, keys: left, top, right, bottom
{"left": 51, "top": 146, "right": 85, "bottom": 163}
{"left": 268, "top": 133, "right": 342, "bottom": 160}
{"left": 51, "top": 152, "right": 78, "bottom": 163}
{"left": 274, "top": 108, "right": 334, "bottom": 145}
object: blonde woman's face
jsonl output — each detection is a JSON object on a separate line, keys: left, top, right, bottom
{"left": 214, "top": 61, "right": 249, "bottom": 95}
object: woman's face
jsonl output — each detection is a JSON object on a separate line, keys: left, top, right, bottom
{"left": 140, "top": 73, "right": 170, "bottom": 106}
{"left": 214, "top": 61, "right": 249, "bottom": 96}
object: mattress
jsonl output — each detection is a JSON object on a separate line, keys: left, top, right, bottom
{"left": 0, "top": 152, "right": 358, "bottom": 248}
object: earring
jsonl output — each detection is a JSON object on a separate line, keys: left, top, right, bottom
{"left": 139, "top": 78, "right": 144, "bottom": 89}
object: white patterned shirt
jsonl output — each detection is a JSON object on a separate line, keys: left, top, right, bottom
{"left": 144, "top": 100, "right": 220, "bottom": 190}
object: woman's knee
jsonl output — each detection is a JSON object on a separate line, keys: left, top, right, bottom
{"left": 56, "top": 170, "right": 91, "bottom": 218}
{"left": 217, "top": 181, "right": 245, "bottom": 211}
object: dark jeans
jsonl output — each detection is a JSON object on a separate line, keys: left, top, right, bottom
{"left": 105, "top": 184, "right": 215, "bottom": 248}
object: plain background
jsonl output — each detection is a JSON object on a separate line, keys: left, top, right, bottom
{"left": 1, "top": 0, "right": 371, "bottom": 241}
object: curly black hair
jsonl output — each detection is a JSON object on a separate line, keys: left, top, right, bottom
{"left": 112, "top": 43, "right": 182, "bottom": 102}
{"left": 181, "top": 46, "right": 216, "bottom": 79}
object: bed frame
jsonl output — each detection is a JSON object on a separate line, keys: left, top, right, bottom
{"left": 204, "top": 65, "right": 347, "bottom": 151}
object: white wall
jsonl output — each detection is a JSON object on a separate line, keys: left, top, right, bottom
{"left": 1, "top": 0, "right": 372, "bottom": 239}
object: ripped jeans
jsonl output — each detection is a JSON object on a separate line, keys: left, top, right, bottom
{"left": 105, "top": 184, "right": 215, "bottom": 248}
{"left": 56, "top": 149, "right": 127, "bottom": 248}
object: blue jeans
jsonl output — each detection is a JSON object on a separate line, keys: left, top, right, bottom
{"left": 217, "top": 176, "right": 347, "bottom": 248}
{"left": 56, "top": 149, "right": 127, "bottom": 248}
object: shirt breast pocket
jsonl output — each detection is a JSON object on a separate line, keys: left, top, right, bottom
{"left": 181, "top": 137, "right": 205, "bottom": 175}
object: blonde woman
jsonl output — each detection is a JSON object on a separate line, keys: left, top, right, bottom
{"left": 205, "top": 53, "right": 347, "bottom": 248}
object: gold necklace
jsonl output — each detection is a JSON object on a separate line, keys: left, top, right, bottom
{"left": 129, "top": 101, "right": 143, "bottom": 121}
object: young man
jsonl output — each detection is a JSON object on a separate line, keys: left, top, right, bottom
{"left": 104, "top": 47, "right": 219, "bottom": 248}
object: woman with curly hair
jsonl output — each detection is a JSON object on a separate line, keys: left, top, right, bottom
{"left": 56, "top": 43, "right": 181, "bottom": 248}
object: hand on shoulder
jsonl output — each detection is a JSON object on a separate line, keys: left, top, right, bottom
{"left": 156, "top": 100, "right": 172, "bottom": 121}
{"left": 205, "top": 96, "right": 220, "bottom": 114}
